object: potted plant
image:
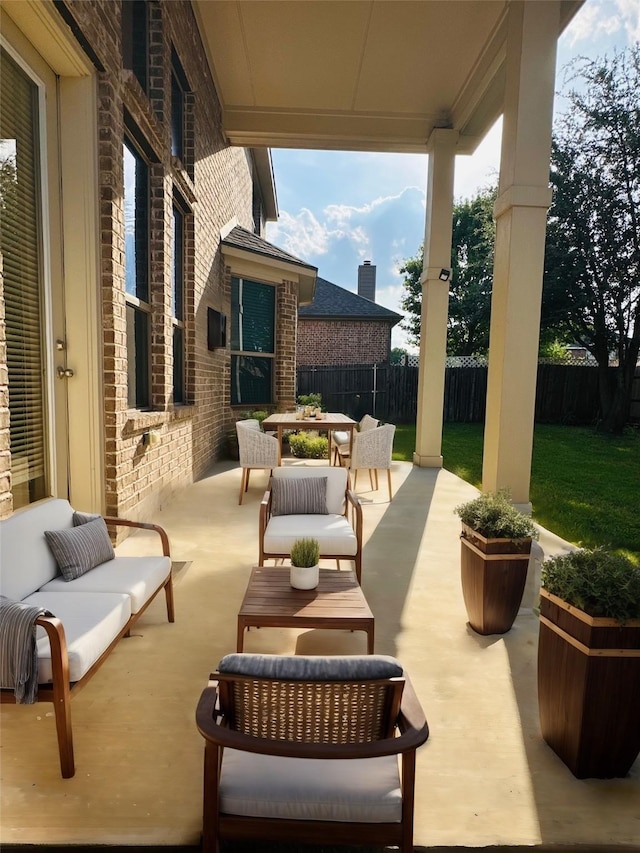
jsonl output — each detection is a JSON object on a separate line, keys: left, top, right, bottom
{"left": 289, "top": 537, "right": 320, "bottom": 590}
{"left": 454, "top": 490, "right": 538, "bottom": 635}
{"left": 538, "top": 548, "right": 640, "bottom": 778}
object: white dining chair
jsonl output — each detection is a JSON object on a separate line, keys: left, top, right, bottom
{"left": 236, "top": 419, "right": 279, "bottom": 505}
{"left": 338, "top": 422, "right": 396, "bottom": 501}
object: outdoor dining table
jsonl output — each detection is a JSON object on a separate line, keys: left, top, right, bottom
{"left": 261, "top": 412, "right": 357, "bottom": 465}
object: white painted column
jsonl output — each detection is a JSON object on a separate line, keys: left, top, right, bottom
{"left": 482, "top": 1, "right": 559, "bottom": 508}
{"left": 413, "top": 129, "right": 458, "bottom": 468}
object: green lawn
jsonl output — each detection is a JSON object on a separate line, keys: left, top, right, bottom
{"left": 393, "top": 422, "right": 640, "bottom": 564}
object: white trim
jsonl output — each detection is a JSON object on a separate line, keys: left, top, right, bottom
{"left": 1, "top": 34, "right": 58, "bottom": 497}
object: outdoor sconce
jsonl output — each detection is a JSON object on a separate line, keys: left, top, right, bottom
{"left": 438, "top": 268, "right": 451, "bottom": 281}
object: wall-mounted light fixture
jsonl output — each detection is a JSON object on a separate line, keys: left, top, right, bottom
{"left": 438, "top": 268, "right": 451, "bottom": 282}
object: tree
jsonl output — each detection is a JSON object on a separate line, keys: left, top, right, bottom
{"left": 449, "top": 187, "right": 496, "bottom": 355}
{"left": 390, "top": 347, "right": 409, "bottom": 365}
{"left": 398, "top": 248, "right": 423, "bottom": 348}
{"left": 399, "top": 185, "right": 496, "bottom": 354}
{"left": 542, "top": 47, "right": 640, "bottom": 433}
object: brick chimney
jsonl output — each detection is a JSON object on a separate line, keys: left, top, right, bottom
{"left": 357, "top": 260, "right": 376, "bottom": 302}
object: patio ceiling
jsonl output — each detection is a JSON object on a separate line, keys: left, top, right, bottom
{"left": 192, "top": 0, "right": 582, "bottom": 155}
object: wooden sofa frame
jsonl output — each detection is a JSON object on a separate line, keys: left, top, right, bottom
{"left": 0, "top": 517, "right": 174, "bottom": 779}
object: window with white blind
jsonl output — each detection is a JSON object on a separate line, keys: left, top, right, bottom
{"left": 230, "top": 277, "right": 275, "bottom": 405}
{"left": 124, "top": 135, "right": 150, "bottom": 409}
{"left": 0, "top": 49, "right": 48, "bottom": 508}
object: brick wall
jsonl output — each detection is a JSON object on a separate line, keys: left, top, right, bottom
{"left": 0, "top": 0, "right": 298, "bottom": 524}
{"left": 297, "top": 319, "right": 393, "bottom": 366}
{"left": 63, "top": 0, "right": 257, "bottom": 524}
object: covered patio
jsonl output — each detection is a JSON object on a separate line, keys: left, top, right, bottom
{"left": 1, "top": 460, "right": 638, "bottom": 849}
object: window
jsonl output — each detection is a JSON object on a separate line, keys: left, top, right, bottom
{"left": 122, "top": 0, "right": 149, "bottom": 92}
{"left": 171, "top": 202, "right": 185, "bottom": 403}
{"left": 123, "top": 136, "right": 150, "bottom": 408}
{"left": 0, "top": 49, "right": 48, "bottom": 507}
{"left": 231, "top": 277, "right": 275, "bottom": 405}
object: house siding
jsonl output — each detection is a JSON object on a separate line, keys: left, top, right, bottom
{"left": 0, "top": 0, "right": 297, "bottom": 524}
{"left": 297, "top": 319, "right": 393, "bottom": 366}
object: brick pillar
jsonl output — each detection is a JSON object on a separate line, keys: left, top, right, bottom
{"left": 275, "top": 280, "right": 298, "bottom": 410}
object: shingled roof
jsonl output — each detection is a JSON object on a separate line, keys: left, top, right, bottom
{"left": 222, "top": 225, "right": 317, "bottom": 271}
{"left": 298, "top": 277, "right": 402, "bottom": 324}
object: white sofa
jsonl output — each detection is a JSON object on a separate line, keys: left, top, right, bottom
{"left": 0, "top": 498, "right": 174, "bottom": 778}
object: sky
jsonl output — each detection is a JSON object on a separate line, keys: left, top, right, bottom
{"left": 266, "top": 0, "right": 640, "bottom": 352}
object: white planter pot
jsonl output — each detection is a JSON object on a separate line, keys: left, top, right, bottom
{"left": 290, "top": 563, "right": 320, "bottom": 590}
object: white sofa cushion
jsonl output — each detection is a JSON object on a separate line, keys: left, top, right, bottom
{"left": 271, "top": 467, "right": 347, "bottom": 515}
{"left": 24, "top": 591, "right": 131, "bottom": 683}
{"left": 0, "top": 498, "right": 74, "bottom": 601}
{"left": 264, "top": 515, "right": 358, "bottom": 556}
{"left": 219, "top": 751, "right": 402, "bottom": 823}
{"left": 39, "top": 556, "right": 171, "bottom": 614}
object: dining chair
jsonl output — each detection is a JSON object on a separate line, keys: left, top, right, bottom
{"left": 196, "top": 652, "right": 429, "bottom": 853}
{"left": 338, "top": 422, "right": 396, "bottom": 501}
{"left": 332, "top": 413, "right": 379, "bottom": 465}
{"left": 236, "top": 419, "right": 279, "bottom": 505}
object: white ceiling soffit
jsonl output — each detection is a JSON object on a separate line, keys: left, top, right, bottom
{"left": 192, "top": 0, "right": 582, "bottom": 155}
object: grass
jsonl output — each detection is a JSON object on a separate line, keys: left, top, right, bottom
{"left": 393, "top": 422, "right": 640, "bottom": 564}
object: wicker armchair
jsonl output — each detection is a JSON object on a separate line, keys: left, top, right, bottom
{"left": 338, "top": 422, "right": 396, "bottom": 501}
{"left": 236, "top": 419, "right": 279, "bottom": 505}
{"left": 332, "top": 413, "right": 379, "bottom": 465}
{"left": 196, "top": 653, "right": 429, "bottom": 853}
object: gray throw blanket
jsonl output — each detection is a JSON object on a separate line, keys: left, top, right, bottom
{"left": 0, "top": 595, "right": 53, "bottom": 703}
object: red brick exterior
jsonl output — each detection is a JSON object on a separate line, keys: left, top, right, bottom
{"left": 0, "top": 0, "right": 298, "bottom": 523}
{"left": 297, "top": 319, "right": 393, "bottom": 366}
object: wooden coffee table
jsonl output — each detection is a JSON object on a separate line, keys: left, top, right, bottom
{"left": 237, "top": 566, "right": 374, "bottom": 653}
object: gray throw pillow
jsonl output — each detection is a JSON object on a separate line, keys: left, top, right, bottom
{"left": 72, "top": 511, "right": 102, "bottom": 526}
{"left": 45, "top": 517, "right": 115, "bottom": 581}
{"left": 270, "top": 477, "right": 328, "bottom": 516}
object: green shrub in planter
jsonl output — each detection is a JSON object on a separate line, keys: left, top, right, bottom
{"left": 289, "top": 432, "right": 328, "bottom": 459}
{"left": 455, "top": 489, "right": 538, "bottom": 541}
{"left": 541, "top": 547, "right": 640, "bottom": 623}
{"left": 290, "top": 537, "right": 320, "bottom": 568}
{"left": 454, "top": 490, "right": 538, "bottom": 635}
{"left": 538, "top": 547, "right": 640, "bottom": 777}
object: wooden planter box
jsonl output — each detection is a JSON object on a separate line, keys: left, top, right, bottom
{"left": 538, "top": 588, "right": 640, "bottom": 778}
{"left": 460, "top": 524, "right": 531, "bottom": 635}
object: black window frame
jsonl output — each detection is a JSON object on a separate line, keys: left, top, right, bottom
{"left": 230, "top": 277, "right": 276, "bottom": 406}
{"left": 171, "top": 47, "right": 190, "bottom": 164}
{"left": 171, "top": 198, "right": 186, "bottom": 404}
{"left": 122, "top": 0, "right": 149, "bottom": 93}
{"left": 123, "top": 134, "right": 151, "bottom": 410}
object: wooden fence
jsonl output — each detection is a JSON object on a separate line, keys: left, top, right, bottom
{"left": 297, "top": 363, "right": 640, "bottom": 425}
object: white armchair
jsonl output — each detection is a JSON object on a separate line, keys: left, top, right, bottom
{"left": 332, "top": 413, "right": 379, "bottom": 465}
{"left": 259, "top": 466, "right": 363, "bottom": 582}
{"left": 339, "top": 422, "right": 396, "bottom": 501}
{"left": 236, "top": 419, "right": 279, "bottom": 505}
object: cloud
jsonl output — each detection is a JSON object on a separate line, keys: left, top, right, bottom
{"left": 563, "top": 0, "right": 640, "bottom": 48}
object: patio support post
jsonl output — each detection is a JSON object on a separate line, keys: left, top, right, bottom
{"left": 413, "top": 128, "right": 458, "bottom": 468}
{"left": 482, "top": 1, "right": 559, "bottom": 509}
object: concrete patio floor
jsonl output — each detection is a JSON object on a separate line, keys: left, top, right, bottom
{"left": 1, "top": 459, "right": 638, "bottom": 850}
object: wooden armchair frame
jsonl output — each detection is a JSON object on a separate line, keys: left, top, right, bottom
{"left": 196, "top": 668, "right": 429, "bottom": 853}
{"left": 258, "top": 479, "right": 364, "bottom": 583}
{"left": 0, "top": 518, "right": 174, "bottom": 779}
